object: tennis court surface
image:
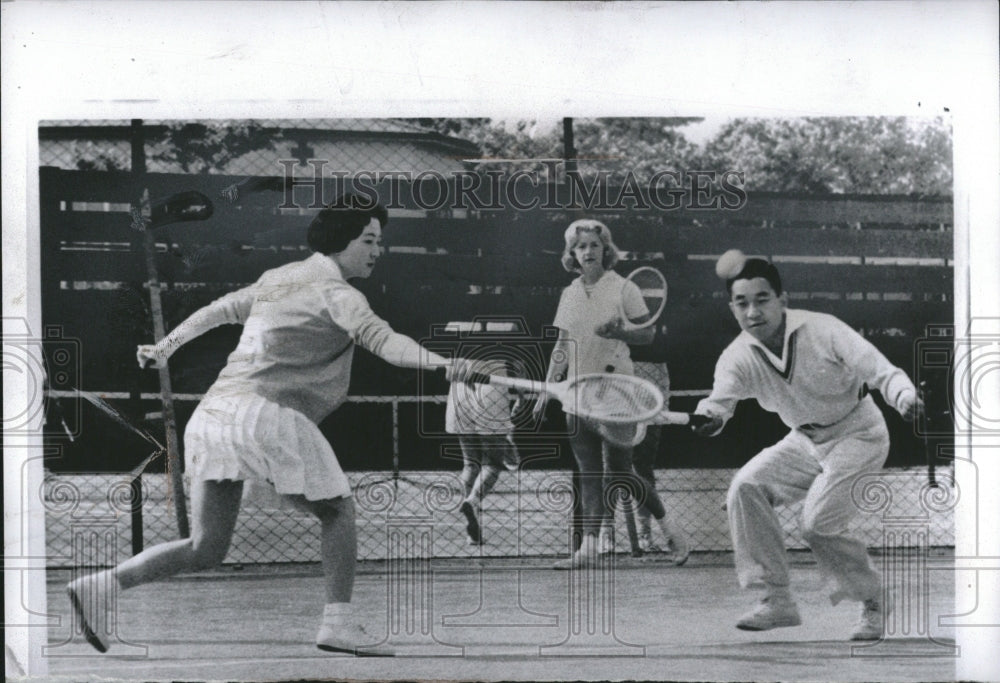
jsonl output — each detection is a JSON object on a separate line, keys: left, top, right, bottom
{"left": 46, "top": 552, "right": 957, "bottom": 682}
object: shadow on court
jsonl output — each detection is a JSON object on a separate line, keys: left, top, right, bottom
{"left": 46, "top": 554, "right": 957, "bottom": 681}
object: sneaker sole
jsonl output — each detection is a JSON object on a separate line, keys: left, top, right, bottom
{"left": 459, "top": 501, "right": 481, "bottom": 544}
{"left": 317, "top": 642, "right": 395, "bottom": 657}
{"left": 67, "top": 584, "right": 108, "bottom": 653}
{"left": 669, "top": 548, "right": 690, "bottom": 566}
{"left": 736, "top": 617, "right": 802, "bottom": 631}
{"left": 850, "top": 596, "right": 890, "bottom": 641}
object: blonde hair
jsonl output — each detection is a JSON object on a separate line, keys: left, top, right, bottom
{"left": 560, "top": 219, "right": 622, "bottom": 273}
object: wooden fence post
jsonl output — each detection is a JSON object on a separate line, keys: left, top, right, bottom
{"left": 131, "top": 119, "right": 189, "bottom": 538}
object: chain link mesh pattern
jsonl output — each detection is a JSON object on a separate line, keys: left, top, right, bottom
{"left": 43, "top": 467, "right": 955, "bottom": 568}
{"left": 39, "top": 118, "right": 476, "bottom": 175}
{"left": 38, "top": 118, "right": 955, "bottom": 570}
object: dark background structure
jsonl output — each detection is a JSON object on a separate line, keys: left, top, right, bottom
{"left": 38, "top": 118, "right": 953, "bottom": 475}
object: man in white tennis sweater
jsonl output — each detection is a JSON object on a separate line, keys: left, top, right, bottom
{"left": 692, "top": 255, "right": 922, "bottom": 641}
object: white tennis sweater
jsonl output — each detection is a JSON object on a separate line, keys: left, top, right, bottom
{"left": 696, "top": 308, "right": 917, "bottom": 432}
{"left": 158, "top": 252, "right": 417, "bottom": 424}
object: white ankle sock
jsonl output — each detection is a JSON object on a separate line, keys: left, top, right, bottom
{"left": 322, "top": 602, "right": 353, "bottom": 625}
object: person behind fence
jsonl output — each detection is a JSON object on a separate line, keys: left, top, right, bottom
{"left": 66, "top": 193, "right": 470, "bottom": 657}
{"left": 535, "top": 218, "right": 689, "bottom": 569}
{"left": 629, "top": 359, "right": 672, "bottom": 552}
{"left": 447, "top": 357, "right": 520, "bottom": 546}
{"left": 690, "top": 252, "right": 923, "bottom": 641}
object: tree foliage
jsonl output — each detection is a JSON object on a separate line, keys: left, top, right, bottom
{"left": 411, "top": 116, "right": 951, "bottom": 194}
{"left": 698, "top": 117, "right": 952, "bottom": 194}
{"left": 410, "top": 118, "right": 562, "bottom": 176}
{"left": 62, "top": 116, "right": 952, "bottom": 195}
{"left": 570, "top": 117, "right": 702, "bottom": 180}
{"left": 72, "top": 141, "right": 131, "bottom": 172}
{"left": 410, "top": 117, "right": 704, "bottom": 181}
{"left": 152, "top": 122, "right": 280, "bottom": 174}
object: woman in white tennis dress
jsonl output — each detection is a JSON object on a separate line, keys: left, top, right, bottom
{"left": 538, "top": 219, "right": 688, "bottom": 569}
{"left": 67, "top": 194, "right": 458, "bottom": 657}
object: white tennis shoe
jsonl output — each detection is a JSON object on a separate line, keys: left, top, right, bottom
{"left": 553, "top": 535, "right": 599, "bottom": 570}
{"left": 850, "top": 597, "right": 887, "bottom": 641}
{"left": 66, "top": 571, "right": 114, "bottom": 652}
{"left": 735, "top": 595, "right": 802, "bottom": 631}
{"left": 663, "top": 536, "right": 690, "bottom": 565}
{"left": 316, "top": 621, "right": 394, "bottom": 656}
{"left": 637, "top": 530, "right": 660, "bottom": 552}
{"left": 502, "top": 436, "right": 520, "bottom": 471}
{"left": 656, "top": 518, "right": 690, "bottom": 566}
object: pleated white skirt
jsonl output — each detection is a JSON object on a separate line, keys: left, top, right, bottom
{"left": 184, "top": 393, "right": 352, "bottom": 502}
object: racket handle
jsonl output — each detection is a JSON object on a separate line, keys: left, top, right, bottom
{"left": 653, "top": 411, "right": 712, "bottom": 427}
{"left": 687, "top": 413, "right": 713, "bottom": 429}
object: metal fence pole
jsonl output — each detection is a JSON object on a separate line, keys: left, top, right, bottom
{"left": 563, "top": 117, "right": 577, "bottom": 177}
{"left": 130, "top": 474, "right": 144, "bottom": 555}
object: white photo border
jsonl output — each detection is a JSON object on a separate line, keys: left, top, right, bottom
{"left": 4, "top": 2, "right": 998, "bottom": 680}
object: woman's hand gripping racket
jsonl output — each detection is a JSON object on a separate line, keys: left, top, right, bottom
{"left": 595, "top": 267, "right": 668, "bottom": 339}
{"left": 458, "top": 370, "right": 665, "bottom": 429}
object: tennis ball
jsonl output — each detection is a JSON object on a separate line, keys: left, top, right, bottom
{"left": 715, "top": 249, "right": 747, "bottom": 280}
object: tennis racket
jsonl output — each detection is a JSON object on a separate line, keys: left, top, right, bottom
{"left": 648, "top": 410, "right": 713, "bottom": 427}
{"left": 76, "top": 388, "right": 164, "bottom": 451}
{"left": 131, "top": 190, "right": 214, "bottom": 232}
{"left": 63, "top": 387, "right": 167, "bottom": 476}
{"left": 619, "top": 266, "right": 668, "bottom": 331}
{"left": 219, "top": 175, "right": 288, "bottom": 204}
{"left": 464, "top": 371, "right": 664, "bottom": 426}
{"left": 599, "top": 409, "right": 713, "bottom": 448}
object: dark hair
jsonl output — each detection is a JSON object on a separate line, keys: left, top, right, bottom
{"left": 307, "top": 193, "right": 389, "bottom": 255}
{"left": 726, "top": 257, "right": 783, "bottom": 295}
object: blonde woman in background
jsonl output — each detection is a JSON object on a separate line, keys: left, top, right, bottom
{"left": 536, "top": 218, "right": 689, "bottom": 569}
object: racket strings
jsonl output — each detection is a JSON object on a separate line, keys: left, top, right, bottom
{"left": 573, "top": 376, "right": 661, "bottom": 422}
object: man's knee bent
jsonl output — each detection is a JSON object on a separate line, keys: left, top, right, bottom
{"left": 727, "top": 466, "right": 770, "bottom": 509}
{"left": 800, "top": 512, "right": 848, "bottom": 544}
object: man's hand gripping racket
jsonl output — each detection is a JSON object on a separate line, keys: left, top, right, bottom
{"left": 598, "top": 408, "right": 719, "bottom": 448}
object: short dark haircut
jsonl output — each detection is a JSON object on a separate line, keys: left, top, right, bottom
{"left": 726, "top": 257, "right": 783, "bottom": 296}
{"left": 307, "top": 193, "right": 389, "bottom": 255}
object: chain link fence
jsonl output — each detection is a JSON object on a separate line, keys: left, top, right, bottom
{"left": 39, "top": 117, "right": 955, "bottom": 567}
{"left": 43, "top": 466, "right": 956, "bottom": 568}
{"left": 40, "top": 118, "right": 474, "bottom": 175}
